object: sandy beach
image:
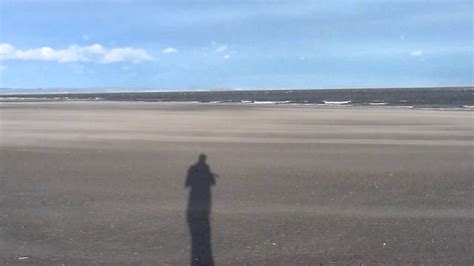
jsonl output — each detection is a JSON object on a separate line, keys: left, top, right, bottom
{"left": 1, "top": 102, "right": 472, "bottom": 264}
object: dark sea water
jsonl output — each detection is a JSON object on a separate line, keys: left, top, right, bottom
{"left": 1, "top": 87, "right": 473, "bottom": 109}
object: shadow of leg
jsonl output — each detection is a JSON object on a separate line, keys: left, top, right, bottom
{"left": 188, "top": 211, "right": 214, "bottom": 266}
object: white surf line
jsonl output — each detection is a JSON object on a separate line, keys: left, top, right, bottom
{"left": 323, "top": 100, "right": 351, "bottom": 105}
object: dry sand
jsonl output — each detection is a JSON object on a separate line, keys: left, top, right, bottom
{"left": 1, "top": 102, "right": 472, "bottom": 264}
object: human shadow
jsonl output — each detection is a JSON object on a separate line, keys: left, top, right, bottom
{"left": 185, "top": 154, "right": 217, "bottom": 266}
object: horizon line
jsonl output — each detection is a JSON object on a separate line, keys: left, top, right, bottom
{"left": 1, "top": 85, "right": 473, "bottom": 96}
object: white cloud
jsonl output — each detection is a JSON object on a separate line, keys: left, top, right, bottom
{"left": 102, "top": 47, "right": 152, "bottom": 63}
{"left": 85, "top": 43, "right": 105, "bottom": 54}
{"left": 0, "top": 43, "right": 153, "bottom": 64}
{"left": 215, "top": 45, "right": 227, "bottom": 53}
{"left": 213, "top": 44, "right": 232, "bottom": 59}
{"left": 162, "top": 47, "right": 178, "bottom": 54}
{"left": 410, "top": 50, "right": 423, "bottom": 57}
{"left": 0, "top": 43, "right": 15, "bottom": 57}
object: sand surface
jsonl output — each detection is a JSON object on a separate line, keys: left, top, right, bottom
{"left": 1, "top": 102, "right": 472, "bottom": 264}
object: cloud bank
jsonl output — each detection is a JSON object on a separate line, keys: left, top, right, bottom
{"left": 0, "top": 43, "right": 153, "bottom": 64}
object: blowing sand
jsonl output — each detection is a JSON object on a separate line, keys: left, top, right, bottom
{"left": 1, "top": 102, "right": 472, "bottom": 264}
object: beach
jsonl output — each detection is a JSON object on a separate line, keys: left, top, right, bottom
{"left": 1, "top": 101, "right": 472, "bottom": 264}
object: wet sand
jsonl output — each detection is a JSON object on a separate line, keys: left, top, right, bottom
{"left": 1, "top": 102, "right": 472, "bottom": 264}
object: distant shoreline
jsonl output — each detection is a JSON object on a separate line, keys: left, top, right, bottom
{"left": 1, "top": 87, "right": 472, "bottom": 109}
{"left": 0, "top": 86, "right": 472, "bottom": 96}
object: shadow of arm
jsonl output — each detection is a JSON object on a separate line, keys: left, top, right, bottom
{"left": 185, "top": 167, "right": 192, "bottom": 188}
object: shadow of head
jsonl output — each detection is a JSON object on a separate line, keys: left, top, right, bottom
{"left": 198, "top": 154, "right": 207, "bottom": 164}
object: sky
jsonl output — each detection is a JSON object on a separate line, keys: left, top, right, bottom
{"left": 0, "top": 0, "right": 472, "bottom": 92}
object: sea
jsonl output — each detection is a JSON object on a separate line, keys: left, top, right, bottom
{"left": 1, "top": 87, "right": 473, "bottom": 110}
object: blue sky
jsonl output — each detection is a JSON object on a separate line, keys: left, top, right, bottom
{"left": 0, "top": 0, "right": 472, "bottom": 92}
